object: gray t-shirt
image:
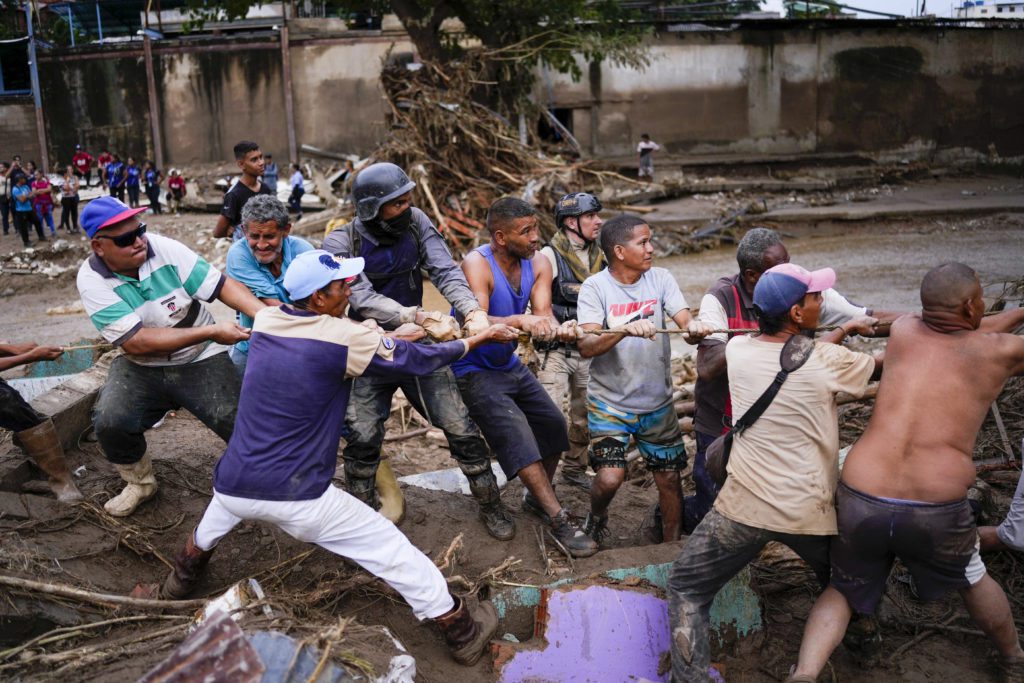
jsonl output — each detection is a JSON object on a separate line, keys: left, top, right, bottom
{"left": 577, "top": 267, "right": 688, "bottom": 413}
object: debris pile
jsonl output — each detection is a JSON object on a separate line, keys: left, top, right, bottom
{"left": 370, "top": 54, "right": 642, "bottom": 255}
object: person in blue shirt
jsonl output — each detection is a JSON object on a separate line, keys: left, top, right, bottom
{"left": 106, "top": 155, "right": 126, "bottom": 202}
{"left": 125, "top": 157, "right": 142, "bottom": 208}
{"left": 262, "top": 153, "right": 279, "bottom": 193}
{"left": 143, "top": 161, "right": 162, "bottom": 214}
{"left": 155, "top": 249, "right": 517, "bottom": 667}
{"left": 225, "top": 194, "right": 314, "bottom": 376}
{"left": 11, "top": 174, "right": 46, "bottom": 247}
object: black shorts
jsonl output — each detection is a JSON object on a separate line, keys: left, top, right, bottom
{"left": 0, "top": 378, "right": 44, "bottom": 432}
{"left": 830, "top": 482, "right": 985, "bottom": 615}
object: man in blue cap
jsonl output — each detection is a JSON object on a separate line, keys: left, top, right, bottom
{"left": 77, "top": 196, "right": 265, "bottom": 517}
{"left": 667, "top": 262, "right": 880, "bottom": 683}
{"left": 155, "top": 249, "right": 517, "bottom": 667}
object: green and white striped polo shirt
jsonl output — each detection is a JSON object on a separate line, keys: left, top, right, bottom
{"left": 77, "top": 233, "right": 226, "bottom": 367}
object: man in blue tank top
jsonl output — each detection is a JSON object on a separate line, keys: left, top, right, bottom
{"left": 321, "top": 163, "right": 508, "bottom": 540}
{"left": 454, "top": 197, "right": 598, "bottom": 557}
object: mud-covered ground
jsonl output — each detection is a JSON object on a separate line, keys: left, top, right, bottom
{"left": 0, "top": 174, "right": 1023, "bottom": 682}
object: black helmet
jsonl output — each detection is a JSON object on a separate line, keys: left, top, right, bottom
{"left": 353, "top": 162, "right": 416, "bottom": 222}
{"left": 554, "top": 192, "right": 603, "bottom": 230}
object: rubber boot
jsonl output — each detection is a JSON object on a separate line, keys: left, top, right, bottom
{"left": 550, "top": 509, "right": 599, "bottom": 558}
{"left": 376, "top": 459, "right": 405, "bottom": 524}
{"left": 433, "top": 595, "right": 499, "bottom": 666}
{"left": 16, "top": 418, "right": 83, "bottom": 503}
{"left": 343, "top": 460, "right": 380, "bottom": 509}
{"left": 467, "top": 470, "right": 515, "bottom": 541}
{"left": 104, "top": 454, "right": 158, "bottom": 517}
{"left": 160, "top": 530, "right": 214, "bottom": 599}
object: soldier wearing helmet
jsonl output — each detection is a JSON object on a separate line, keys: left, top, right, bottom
{"left": 537, "top": 192, "right": 605, "bottom": 490}
{"left": 321, "top": 163, "right": 509, "bottom": 540}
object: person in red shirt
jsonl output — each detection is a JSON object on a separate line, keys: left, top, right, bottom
{"left": 167, "top": 169, "right": 186, "bottom": 216}
{"left": 31, "top": 169, "right": 56, "bottom": 237}
{"left": 97, "top": 150, "right": 113, "bottom": 189}
{"left": 72, "top": 145, "right": 94, "bottom": 187}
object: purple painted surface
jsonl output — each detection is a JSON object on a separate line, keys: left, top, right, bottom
{"left": 499, "top": 585, "right": 670, "bottom": 683}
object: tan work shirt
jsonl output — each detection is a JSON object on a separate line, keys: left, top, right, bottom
{"left": 714, "top": 336, "right": 875, "bottom": 535}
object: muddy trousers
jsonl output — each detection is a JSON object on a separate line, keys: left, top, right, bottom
{"left": 92, "top": 353, "right": 241, "bottom": 465}
{"left": 194, "top": 485, "right": 454, "bottom": 620}
{"left": 343, "top": 366, "right": 492, "bottom": 490}
{"left": 668, "top": 509, "right": 830, "bottom": 682}
{"left": 537, "top": 347, "right": 590, "bottom": 473}
{"left": 0, "top": 378, "right": 44, "bottom": 432}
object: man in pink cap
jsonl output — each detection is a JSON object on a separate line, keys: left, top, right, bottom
{"left": 77, "top": 197, "right": 265, "bottom": 516}
{"left": 667, "top": 262, "right": 880, "bottom": 683}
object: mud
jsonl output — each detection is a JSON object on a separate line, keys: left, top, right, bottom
{"left": 0, "top": 177, "right": 1022, "bottom": 681}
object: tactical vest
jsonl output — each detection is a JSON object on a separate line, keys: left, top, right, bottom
{"left": 347, "top": 221, "right": 424, "bottom": 320}
{"left": 550, "top": 247, "right": 584, "bottom": 325}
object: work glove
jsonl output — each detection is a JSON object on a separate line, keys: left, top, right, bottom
{"left": 420, "top": 311, "right": 461, "bottom": 342}
{"left": 462, "top": 309, "right": 490, "bottom": 337}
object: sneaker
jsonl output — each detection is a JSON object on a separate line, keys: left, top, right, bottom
{"left": 583, "top": 512, "right": 609, "bottom": 545}
{"left": 550, "top": 509, "right": 598, "bottom": 558}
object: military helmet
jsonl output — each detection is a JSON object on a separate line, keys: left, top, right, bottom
{"left": 554, "top": 192, "right": 603, "bottom": 229}
{"left": 353, "top": 162, "right": 416, "bottom": 222}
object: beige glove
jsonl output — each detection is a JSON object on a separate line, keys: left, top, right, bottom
{"left": 462, "top": 309, "right": 490, "bottom": 338}
{"left": 420, "top": 311, "right": 461, "bottom": 342}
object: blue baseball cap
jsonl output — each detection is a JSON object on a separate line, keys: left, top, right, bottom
{"left": 283, "top": 250, "right": 365, "bottom": 301}
{"left": 81, "top": 196, "right": 148, "bottom": 238}
{"left": 753, "top": 263, "right": 836, "bottom": 316}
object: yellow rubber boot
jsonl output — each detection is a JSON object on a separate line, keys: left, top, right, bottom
{"left": 376, "top": 459, "right": 405, "bottom": 525}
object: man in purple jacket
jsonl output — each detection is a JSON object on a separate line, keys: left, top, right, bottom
{"left": 156, "top": 250, "right": 517, "bottom": 666}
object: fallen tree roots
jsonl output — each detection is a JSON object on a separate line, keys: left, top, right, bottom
{"left": 0, "top": 573, "right": 207, "bottom": 611}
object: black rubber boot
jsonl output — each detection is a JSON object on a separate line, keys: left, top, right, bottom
{"left": 467, "top": 470, "right": 515, "bottom": 541}
{"left": 343, "top": 461, "right": 380, "bottom": 510}
{"left": 434, "top": 595, "right": 499, "bottom": 666}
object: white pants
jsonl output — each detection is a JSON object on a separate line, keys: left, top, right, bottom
{"left": 194, "top": 485, "right": 454, "bottom": 620}
{"left": 998, "top": 468, "right": 1024, "bottom": 552}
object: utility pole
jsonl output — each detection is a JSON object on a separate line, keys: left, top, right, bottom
{"left": 25, "top": 0, "right": 49, "bottom": 171}
{"left": 280, "top": 16, "right": 298, "bottom": 164}
{"left": 143, "top": 35, "right": 165, "bottom": 171}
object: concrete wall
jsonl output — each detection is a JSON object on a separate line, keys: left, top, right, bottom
{"left": 543, "top": 25, "right": 1024, "bottom": 159}
{"left": 0, "top": 97, "right": 42, "bottom": 164}
{"left": 10, "top": 22, "right": 1024, "bottom": 168}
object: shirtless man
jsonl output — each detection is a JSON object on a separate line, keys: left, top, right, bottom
{"left": 788, "top": 262, "right": 1024, "bottom": 683}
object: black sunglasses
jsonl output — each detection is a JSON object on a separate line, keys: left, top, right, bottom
{"left": 96, "top": 223, "right": 147, "bottom": 248}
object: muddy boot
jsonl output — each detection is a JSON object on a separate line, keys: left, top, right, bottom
{"left": 160, "top": 530, "right": 214, "bottom": 599}
{"left": 843, "top": 614, "right": 882, "bottom": 669}
{"left": 346, "top": 476, "right": 380, "bottom": 509}
{"left": 467, "top": 470, "right": 515, "bottom": 541}
{"left": 583, "top": 512, "right": 609, "bottom": 545}
{"left": 376, "top": 459, "right": 405, "bottom": 524}
{"left": 16, "top": 418, "right": 83, "bottom": 503}
{"left": 559, "top": 465, "right": 592, "bottom": 491}
{"left": 550, "top": 509, "right": 599, "bottom": 558}
{"left": 434, "top": 595, "right": 499, "bottom": 666}
{"left": 104, "top": 454, "right": 158, "bottom": 517}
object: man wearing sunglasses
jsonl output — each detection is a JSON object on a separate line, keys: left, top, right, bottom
{"left": 77, "top": 197, "right": 266, "bottom": 517}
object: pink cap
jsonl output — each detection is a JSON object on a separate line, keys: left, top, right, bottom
{"left": 764, "top": 263, "right": 836, "bottom": 293}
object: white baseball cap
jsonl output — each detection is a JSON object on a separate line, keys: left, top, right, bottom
{"left": 284, "top": 250, "right": 364, "bottom": 300}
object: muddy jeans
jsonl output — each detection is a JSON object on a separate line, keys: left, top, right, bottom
{"left": 668, "top": 509, "right": 830, "bottom": 682}
{"left": 92, "top": 352, "right": 241, "bottom": 465}
{"left": 537, "top": 345, "right": 590, "bottom": 473}
{"left": 343, "top": 365, "right": 491, "bottom": 482}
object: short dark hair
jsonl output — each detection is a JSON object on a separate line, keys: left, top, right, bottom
{"left": 600, "top": 214, "right": 648, "bottom": 261}
{"left": 755, "top": 308, "right": 790, "bottom": 335}
{"left": 641, "top": 133, "right": 650, "bottom": 139}
{"left": 486, "top": 197, "right": 535, "bottom": 236}
{"left": 921, "top": 262, "right": 978, "bottom": 310}
{"left": 233, "top": 141, "right": 259, "bottom": 160}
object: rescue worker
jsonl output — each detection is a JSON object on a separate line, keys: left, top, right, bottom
{"left": 538, "top": 192, "right": 605, "bottom": 490}
{"left": 321, "top": 163, "right": 508, "bottom": 539}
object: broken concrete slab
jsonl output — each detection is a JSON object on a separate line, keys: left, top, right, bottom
{"left": 398, "top": 462, "right": 507, "bottom": 495}
{"left": 29, "top": 349, "right": 117, "bottom": 452}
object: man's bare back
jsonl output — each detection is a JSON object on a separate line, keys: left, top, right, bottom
{"left": 843, "top": 266, "right": 1024, "bottom": 503}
